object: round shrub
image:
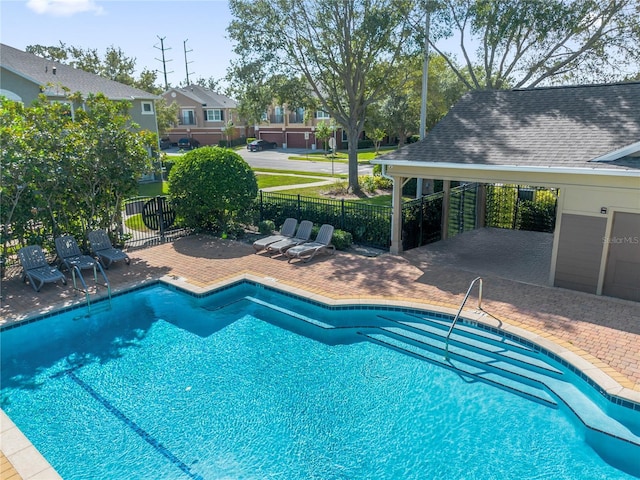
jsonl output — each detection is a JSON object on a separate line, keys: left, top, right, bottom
{"left": 258, "top": 220, "right": 276, "bottom": 234}
{"left": 168, "top": 146, "right": 258, "bottom": 233}
{"left": 331, "top": 229, "right": 353, "bottom": 250}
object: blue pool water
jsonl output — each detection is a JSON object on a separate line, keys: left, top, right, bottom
{"left": 1, "top": 283, "right": 639, "bottom": 479}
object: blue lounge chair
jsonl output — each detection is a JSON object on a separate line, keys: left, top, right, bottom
{"left": 285, "top": 224, "right": 335, "bottom": 263}
{"left": 266, "top": 220, "right": 313, "bottom": 255}
{"left": 88, "top": 229, "right": 130, "bottom": 269}
{"left": 56, "top": 235, "right": 109, "bottom": 286}
{"left": 18, "top": 245, "right": 67, "bottom": 292}
{"left": 253, "top": 218, "right": 298, "bottom": 253}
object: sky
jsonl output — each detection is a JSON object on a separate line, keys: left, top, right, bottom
{"left": 1, "top": 0, "right": 238, "bottom": 89}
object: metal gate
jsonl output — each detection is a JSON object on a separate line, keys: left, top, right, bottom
{"left": 122, "top": 196, "right": 190, "bottom": 248}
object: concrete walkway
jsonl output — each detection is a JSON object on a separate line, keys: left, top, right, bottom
{"left": 256, "top": 171, "right": 342, "bottom": 192}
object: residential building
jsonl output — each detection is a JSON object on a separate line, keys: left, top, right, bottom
{"left": 254, "top": 104, "right": 346, "bottom": 150}
{"left": 0, "top": 43, "right": 160, "bottom": 135}
{"left": 162, "top": 84, "right": 245, "bottom": 147}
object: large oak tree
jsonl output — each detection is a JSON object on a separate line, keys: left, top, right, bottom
{"left": 425, "top": 0, "right": 640, "bottom": 89}
{"left": 227, "top": 0, "right": 421, "bottom": 193}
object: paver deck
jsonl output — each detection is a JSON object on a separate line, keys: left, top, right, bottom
{"left": 1, "top": 228, "right": 639, "bottom": 478}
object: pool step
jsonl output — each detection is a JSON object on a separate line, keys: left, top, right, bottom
{"left": 358, "top": 327, "right": 640, "bottom": 470}
{"left": 378, "top": 312, "right": 534, "bottom": 353}
{"left": 360, "top": 331, "right": 558, "bottom": 407}
{"left": 243, "top": 296, "right": 335, "bottom": 329}
{"left": 378, "top": 319, "right": 563, "bottom": 378}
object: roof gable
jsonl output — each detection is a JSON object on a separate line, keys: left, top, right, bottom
{"left": 379, "top": 82, "right": 640, "bottom": 172}
{"left": 165, "top": 84, "right": 237, "bottom": 109}
{"left": 0, "top": 43, "right": 158, "bottom": 101}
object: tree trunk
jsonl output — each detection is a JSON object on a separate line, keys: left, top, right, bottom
{"left": 347, "top": 131, "right": 360, "bottom": 194}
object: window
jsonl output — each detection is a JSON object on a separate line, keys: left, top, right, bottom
{"left": 260, "top": 111, "right": 268, "bottom": 122}
{"left": 205, "top": 109, "right": 224, "bottom": 121}
{"left": 181, "top": 109, "right": 195, "bottom": 125}
{"left": 316, "top": 110, "right": 330, "bottom": 119}
{"left": 273, "top": 106, "right": 284, "bottom": 123}
{"left": 141, "top": 101, "right": 154, "bottom": 115}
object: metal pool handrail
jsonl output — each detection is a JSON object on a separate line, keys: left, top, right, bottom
{"left": 444, "top": 277, "right": 483, "bottom": 360}
{"left": 70, "top": 262, "right": 112, "bottom": 314}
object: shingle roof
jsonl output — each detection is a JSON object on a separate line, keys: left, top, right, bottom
{"left": 378, "top": 82, "right": 640, "bottom": 171}
{"left": 168, "top": 84, "right": 237, "bottom": 108}
{"left": 0, "top": 43, "right": 158, "bottom": 100}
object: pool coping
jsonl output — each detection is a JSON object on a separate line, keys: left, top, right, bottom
{"left": 2, "top": 272, "right": 640, "bottom": 479}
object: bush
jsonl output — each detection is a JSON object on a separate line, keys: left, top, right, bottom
{"left": 331, "top": 229, "right": 353, "bottom": 250}
{"left": 168, "top": 146, "right": 258, "bottom": 233}
{"left": 517, "top": 200, "right": 557, "bottom": 232}
{"left": 310, "top": 225, "right": 352, "bottom": 250}
{"left": 360, "top": 175, "right": 378, "bottom": 193}
{"left": 258, "top": 220, "right": 275, "bottom": 234}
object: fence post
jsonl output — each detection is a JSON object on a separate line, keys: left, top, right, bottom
{"left": 259, "top": 191, "right": 264, "bottom": 222}
{"left": 419, "top": 196, "right": 425, "bottom": 247}
{"left": 156, "top": 196, "right": 166, "bottom": 242}
{"left": 341, "top": 199, "right": 346, "bottom": 230}
{"left": 297, "top": 195, "right": 301, "bottom": 220}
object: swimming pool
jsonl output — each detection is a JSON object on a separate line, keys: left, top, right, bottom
{"left": 1, "top": 281, "right": 639, "bottom": 479}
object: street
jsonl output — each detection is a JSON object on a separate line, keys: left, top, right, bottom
{"left": 166, "top": 147, "right": 374, "bottom": 176}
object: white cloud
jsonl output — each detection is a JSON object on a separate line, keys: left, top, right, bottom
{"left": 26, "top": 0, "right": 105, "bottom": 17}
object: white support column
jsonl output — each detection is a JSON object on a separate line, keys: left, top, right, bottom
{"left": 441, "top": 180, "right": 451, "bottom": 240}
{"left": 390, "top": 176, "right": 405, "bottom": 254}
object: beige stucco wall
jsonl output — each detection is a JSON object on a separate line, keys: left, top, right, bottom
{"left": 561, "top": 184, "right": 640, "bottom": 216}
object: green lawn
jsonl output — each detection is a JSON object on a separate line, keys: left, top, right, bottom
{"left": 255, "top": 174, "right": 325, "bottom": 189}
{"left": 287, "top": 147, "right": 395, "bottom": 164}
{"left": 124, "top": 213, "right": 152, "bottom": 232}
{"left": 138, "top": 182, "right": 169, "bottom": 197}
{"left": 137, "top": 153, "right": 394, "bottom": 205}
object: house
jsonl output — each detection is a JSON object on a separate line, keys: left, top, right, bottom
{"left": 162, "top": 84, "right": 348, "bottom": 150}
{"left": 0, "top": 43, "right": 160, "bottom": 135}
{"left": 162, "top": 84, "right": 245, "bottom": 147}
{"left": 373, "top": 82, "right": 640, "bottom": 302}
{"left": 254, "top": 104, "right": 345, "bottom": 150}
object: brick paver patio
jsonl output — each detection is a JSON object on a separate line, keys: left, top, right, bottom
{"left": 2, "top": 230, "right": 639, "bottom": 392}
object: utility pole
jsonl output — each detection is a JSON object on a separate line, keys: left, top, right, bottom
{"left": 419, "top": 3, "right": 430, "bottom": 141}
{"left": 154, "top": 36, "right": 173, "bottom": 91}
{"left": 417, "top": 1, "right": 432, "bottom": 197}
{"left": 183, "top": 39, "right": 195, "bottom": 86}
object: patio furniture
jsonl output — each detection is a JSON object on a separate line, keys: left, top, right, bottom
{"left": 266, "top": 220, "right": 313, "bottom": 255}
{"left": 18, "top": 245, "right": 67, "bottom": 292}
{"left": 253, "top": 218, "right": 298, "bottom": 253}
{"left": 285, "top": 224, "right": 336, "bottom": 263}
{"left": 88, "top": 229, "right": 131, "bottom": 269}
{"left": 55, "top": 235, "right": 110, "bottom": 288}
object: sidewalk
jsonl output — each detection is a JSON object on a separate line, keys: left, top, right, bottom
{"left": 256, "top": 171, "right": 342, "bottom": 192}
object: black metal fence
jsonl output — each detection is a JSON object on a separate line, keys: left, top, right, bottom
{"left": 258, "top": 183, "right": 557, "bottom": 251}
{"left": 402, "top": 192, "right": 444, "bottom": 250}
{"left": 122, "top": 196, "right": 191, "bottom": 249}
{"left": 485, "top": 185, "right": 558, "bottom": 232}
{"left": 258, "top": 191, "right": 392, "bottom": 248}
